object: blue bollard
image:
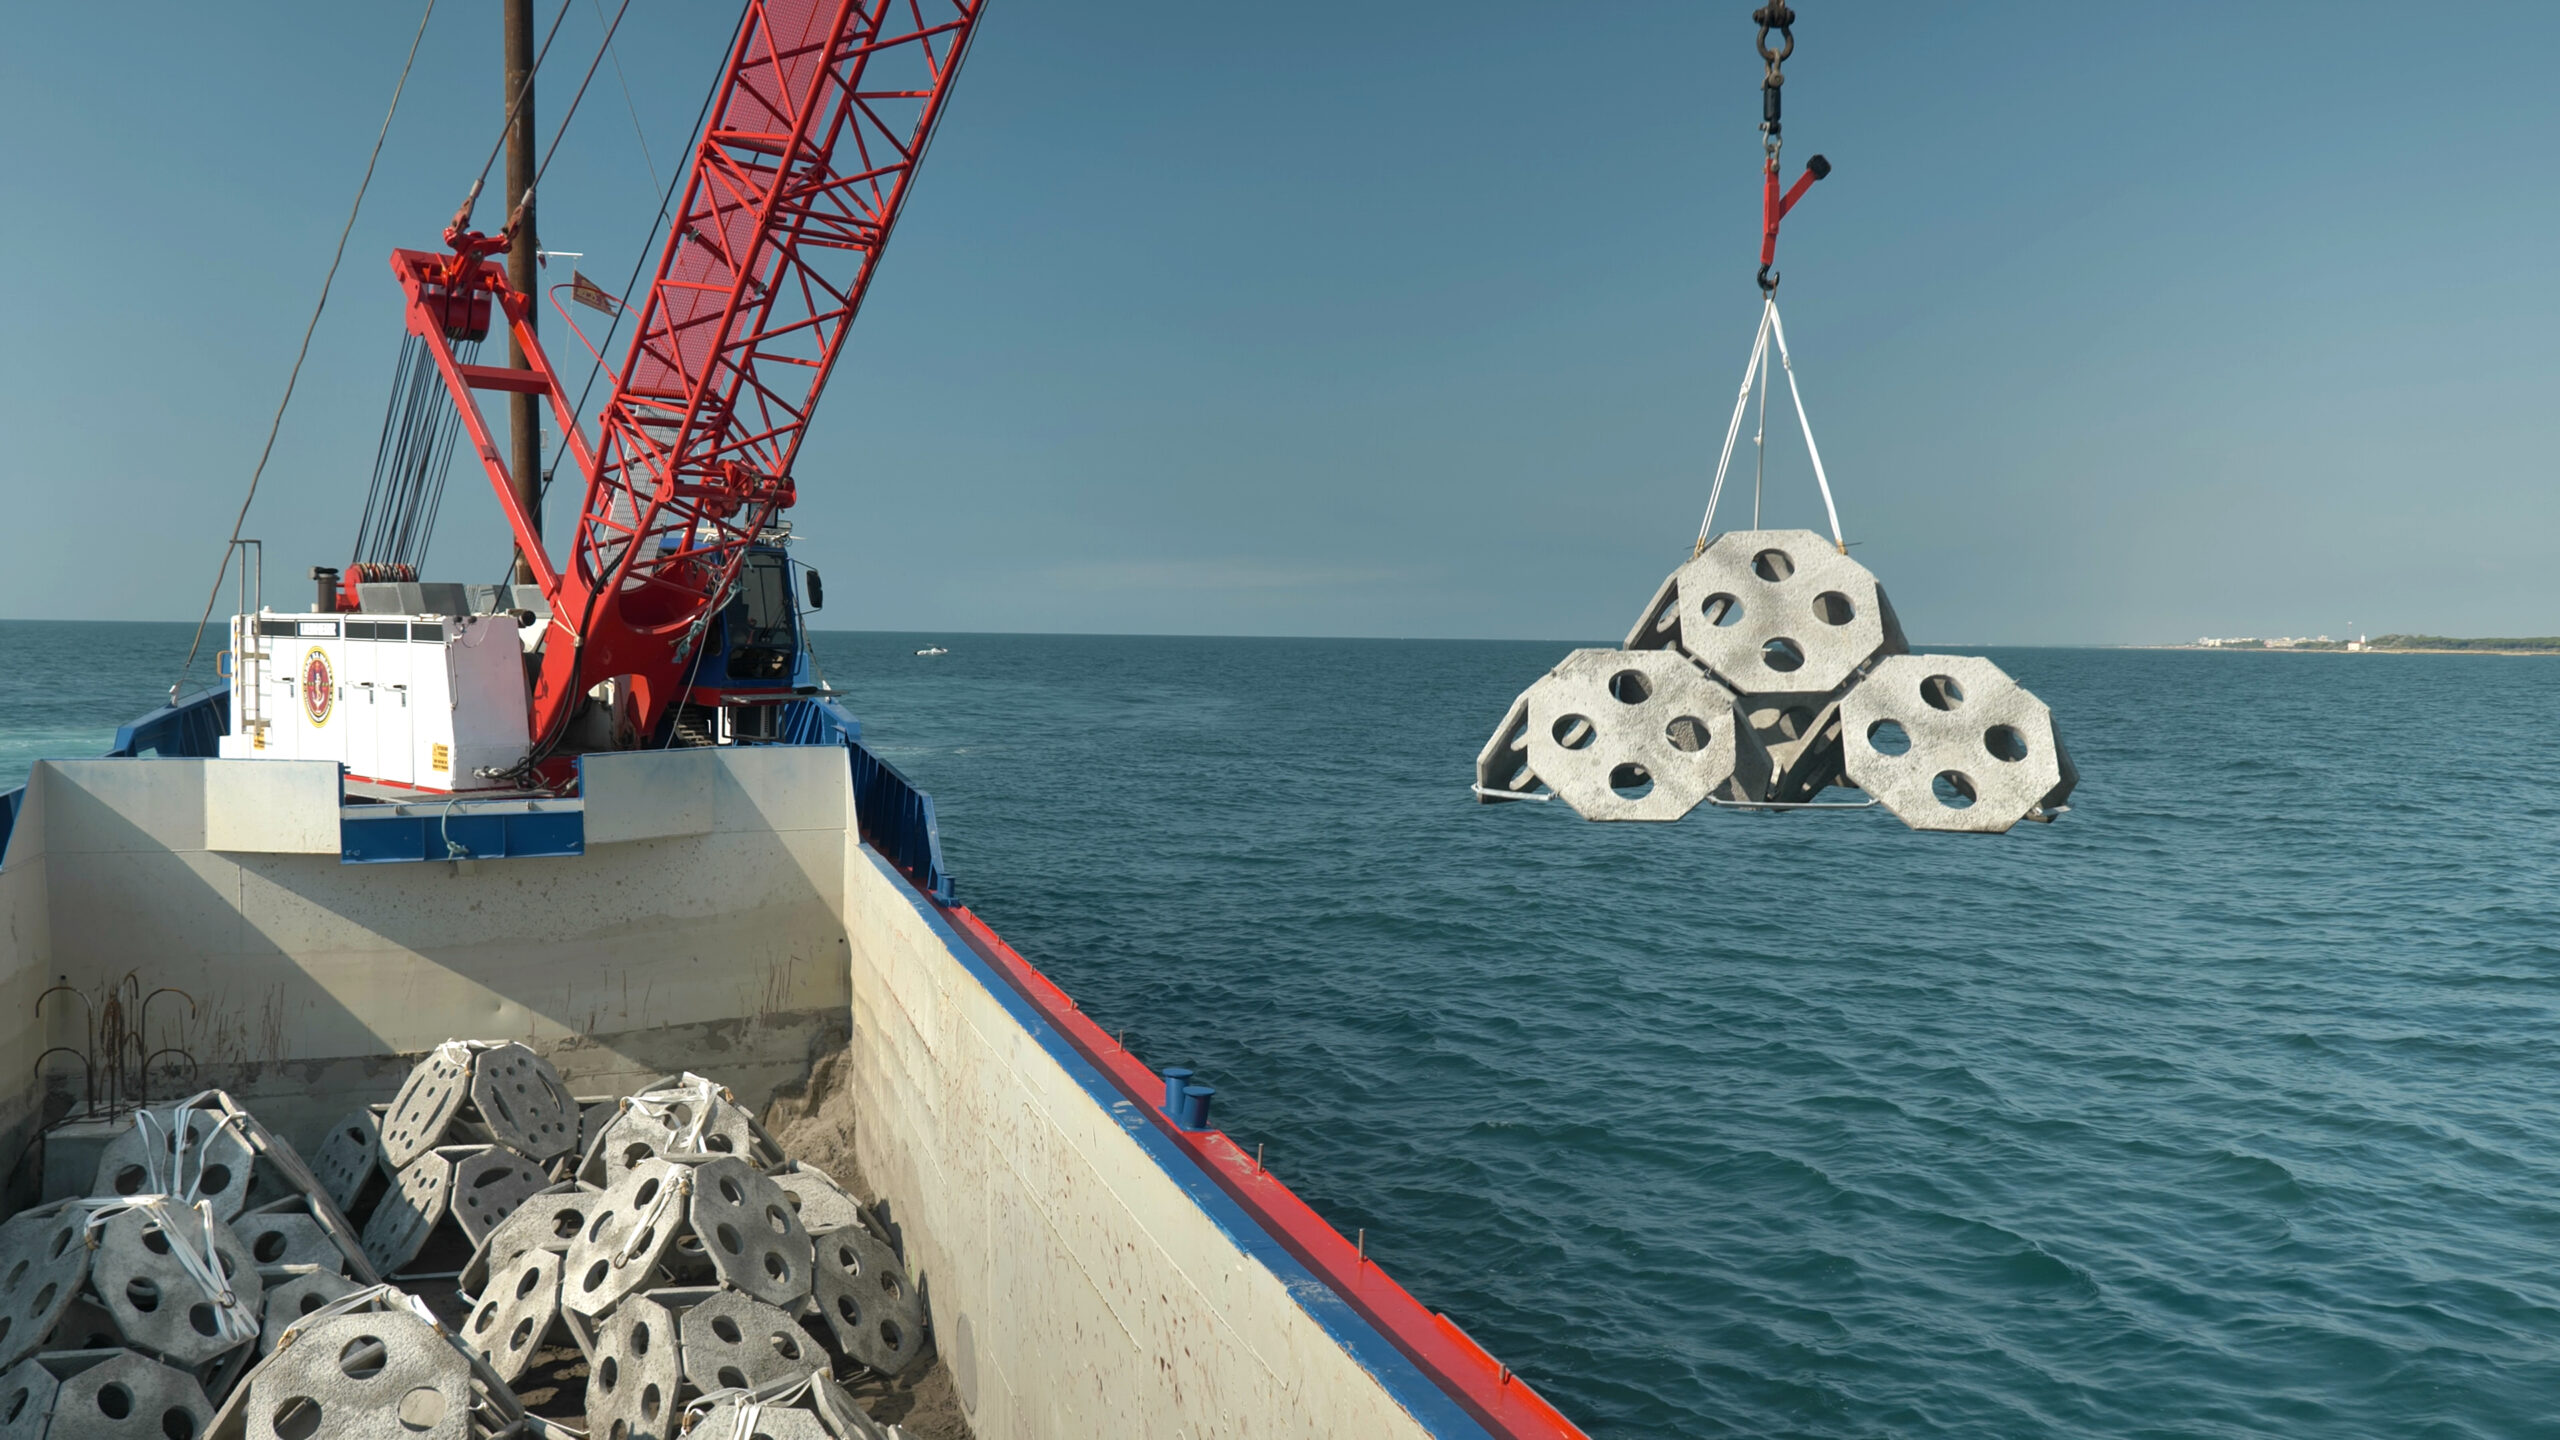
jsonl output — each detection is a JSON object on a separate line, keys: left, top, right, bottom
{"left": 1178, "top": 1083, "right": 1215, "bottom": 1131}
{"left": 1159, "top": 1067, "right": 1193, "bottom": 1116}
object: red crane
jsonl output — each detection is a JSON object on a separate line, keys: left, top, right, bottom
{"left": 387, "top": 0, "right": 985, "bottom": 762}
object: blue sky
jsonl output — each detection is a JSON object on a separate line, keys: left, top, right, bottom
{"left": 2, "top": 2, "right": 2553, "bottom": 643}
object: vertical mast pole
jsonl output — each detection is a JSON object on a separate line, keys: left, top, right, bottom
{"left": 504, "top": 0, "right": 542, "bottom": 585}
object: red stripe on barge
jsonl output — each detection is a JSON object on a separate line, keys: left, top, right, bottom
{"left": 942, "top": 904, "right": 1590, "bottom": 1440}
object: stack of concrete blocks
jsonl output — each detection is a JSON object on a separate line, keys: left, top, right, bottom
{"left": 1478, "top": 529, "right": 2076, "bottom": 832}
{"left": 201, "top": 1285, "right": 535, "bottom": 1440}
{"left": 309, "top": 1044, "right": 582, "bottom": 1279}
{"left": 449, "top": 1072, "right": 924, "bottom": 1440}
{"left": 0, "top": 1087, "right": 385, "bottom": 1440}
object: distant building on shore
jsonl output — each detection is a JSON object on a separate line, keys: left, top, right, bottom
{"left": 2195, "top": 635, "right": 2348, "bottom": 650}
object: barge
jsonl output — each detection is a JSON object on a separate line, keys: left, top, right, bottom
{"left": 0, "top": 2, "right": 1592, "bottom": 1433}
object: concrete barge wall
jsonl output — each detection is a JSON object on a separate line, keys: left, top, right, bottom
{"left": 0, "top": 750, "right": 1491, "bottom": 1439}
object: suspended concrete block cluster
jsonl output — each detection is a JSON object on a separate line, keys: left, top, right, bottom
{"left": 1480, "top": 528, "right": 2075, "bottom": 833}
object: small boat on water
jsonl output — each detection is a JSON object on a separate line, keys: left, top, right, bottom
{"left": 915, "top": 646, "right": 949, "bottom": 656}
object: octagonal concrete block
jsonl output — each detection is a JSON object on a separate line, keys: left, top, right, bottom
{"left": 1627, "top": 530, "right": 1907, "bottom": 696}
{"left": 87, "top": 1208, "right": 259, "bottom": 1372}
{"left": 1510, "top": 649, "right": 1772, "bottom": 822}
{"left": 1840, "top": 654, "right": 2076, "bottom": 833}
{"left": 0, "top": 1201, "right": 91, "bottom": 1373}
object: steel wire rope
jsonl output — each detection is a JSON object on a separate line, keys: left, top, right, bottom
{"left": 595, "top": 0, "right": 662, "bottom": 195}
{"left": 167, "top": 0, "right": 440, "bottom": 706}
{"left": 457, "top": 0, "right": 578, "bottom": 224}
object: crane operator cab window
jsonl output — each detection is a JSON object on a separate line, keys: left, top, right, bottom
{"left": 724, "top": 551, "right": 798, "bottom": 680}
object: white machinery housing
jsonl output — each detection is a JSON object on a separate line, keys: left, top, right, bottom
{"left": 218, "top": 611, "right": 531, "bottom": 792}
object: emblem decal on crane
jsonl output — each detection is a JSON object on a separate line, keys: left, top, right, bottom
{"left": 302, "top": 648, "right": 335, "bottom": 726}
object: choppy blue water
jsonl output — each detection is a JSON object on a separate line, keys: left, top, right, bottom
{"left": 7, "top": 622, "right": 2558, "bottom": 1439}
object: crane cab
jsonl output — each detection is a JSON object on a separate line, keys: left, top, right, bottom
{"left": 669, "top": 534, "right": 826, "bottom": 746}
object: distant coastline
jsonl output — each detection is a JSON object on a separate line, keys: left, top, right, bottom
{"left": 2146, "top": 634, "right": 2560, "bottom": 657}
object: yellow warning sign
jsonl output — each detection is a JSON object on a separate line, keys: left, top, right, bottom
{"left": 430, "top": 743, "right": 451, "bottom": 773}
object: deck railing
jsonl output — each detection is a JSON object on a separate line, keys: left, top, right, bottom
{"left": 779, "top": 697, "right": 956, "bottom": 905}
{"left": 0, "top": 686, "right": 232, "bottom": 867}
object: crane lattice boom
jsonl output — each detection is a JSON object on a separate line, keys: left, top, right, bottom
{"left": 391, "top": 0, "right": 985, "bottom": 757}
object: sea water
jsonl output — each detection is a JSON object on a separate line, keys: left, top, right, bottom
{"left": 7, "top": 622, "right": 2556, "bottom": 1439}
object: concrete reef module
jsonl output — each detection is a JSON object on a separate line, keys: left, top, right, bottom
{"left": 0, "top": 1044, "right": 924, "bottom": 1440}
{"left": 1477, "top": 528, "right": 2076, "bottom": 833}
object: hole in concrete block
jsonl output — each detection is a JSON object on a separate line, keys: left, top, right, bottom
{"left": 199, "top": 1164, "right": 232, "bottom": 1195}
{"left": 339, "top": 1336, "right": 387, "bottom": 1379}
{"left": 114, "top": 1166, "right": 148, "bottom": 1197}
{"left": 188, "top": 1302, "right": 218, "bottom": 1336}
{"left": 1868, "top": 720, "right": 1911, "bottom": 756}
{"left": 641, "top": 1385, "right": 662, "bottom": 1421}
{"left": 879, "top": 1319, "right": 905, "bottom": 1352}
{"left": 1608, "top": 764, "right": 1653, "bottom": 799}
{"left": 715, "top": 1224, "right": 743, "bottom": 1256}
{"left": 1922, "top": 674, "right": 1965, "bottom": 710}
{"left": 596, "top": 1357, "right": 619, "bottom": 1394}
{"left": 253, "top": 1231, "right": 288, "bottom": 1264}
{"left": 510, "top": 1318, "right": 534, "bottom": 1352}
{"left": 1551, "top": 715, "right": 1595, "bottom": 751}
{"left": 126, "top": 1278, "right": 162, "bottom": 1313}
{"left": 765, "top": 1205, "right": 791, "bottom": 1236}
{"left": 141, "top": 1227, "right": 171, "bottom": 1256}
{"left": 1752, "top": 549, "right": 1794, "bottom": 582}
{"left": 162, "top": 1408, "right": 196, "bottom": 1440}
{"left": 712, "top": 1316, "right": 743, "bottom": 1345}
{"left": 1933, "top": 772, "right": 1977, "bottom": 808}
{"left": 1703, "top": 594, "right": 1744, "bottom": 628}
{"left": 1762, "top": 638, "right": 1805, "bottom": 673}
{"left": 553, "top": 1209, "right": 586, "bottom": 1240}
{"left": 1665, "top": 716, "right": 1711, "bottom": 753}
{"left": 1814, "top": 591, "right": 1855, "bottom": 625}
{"left": 98, "top": 1385, "right": 133, "bottom": 1420}
{"left": 769, "top": 1329, "right": 800, "bottom": 1361}
{"left": 1608, "top": 670, "right": 1652, "bottom": 705}
{"left": 631, "top": 1321, "right": 651, "bottom": 1356}
{"left": 1985, "top": 725, "right": 2028, "bottom": 762}
{"left": 395, "top": 1387, "right": 444, "bottom": 1433}
{"left": 632, "top": 1179, "right": 660, "bottom": 1210}
{"left": 473, "top": 1304, "right": 496, "bottom": 1336}
{"left": 717, "top": 1367, "right": 747, "bottom": 1391}
{"left": 272, "top": 1398, "right": 322, "bottom": 1440}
